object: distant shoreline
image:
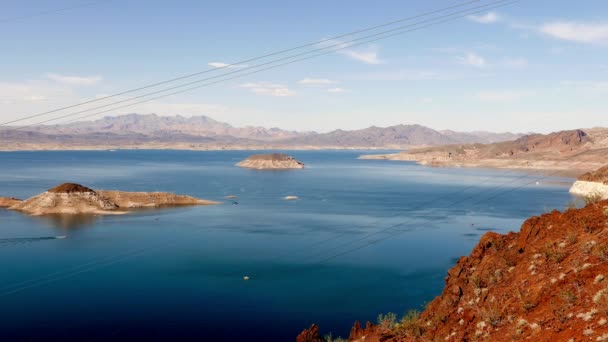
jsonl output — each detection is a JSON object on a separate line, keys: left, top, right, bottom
{"left": 0, "top": 145, "right": 408, "bottom": 152}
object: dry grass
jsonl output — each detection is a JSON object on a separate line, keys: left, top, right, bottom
{"left": 542, "top": 243, "right": 568, "bottom": 263}
{"left": 395, "top": 310, "right": 424, "bottom": 337}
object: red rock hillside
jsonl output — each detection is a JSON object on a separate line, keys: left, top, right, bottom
{"left": 298, "top": 199, "right": 608, "bottom": 342}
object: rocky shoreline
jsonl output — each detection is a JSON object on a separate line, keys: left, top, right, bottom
{"left": 3, "top": 183, "right": 219, "bottom": 216}
{"left": 359, "top": 129, "right": 608, "bottom": 177}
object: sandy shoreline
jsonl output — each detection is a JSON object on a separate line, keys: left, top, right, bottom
{"left": 359, "top": 153, "right": 598, "bottom": 178}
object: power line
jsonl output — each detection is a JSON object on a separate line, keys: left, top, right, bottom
{"left": 0, "top": 0, "right": 496, "bottom": 127}
{"left": 6, "top": 0, "right": 519, "bottom": 131}
{"left": 0, "top": 0, "right": 111, "bottom": 24}
{"left": 313, "top": 167, "right": 580, "bottom": 265}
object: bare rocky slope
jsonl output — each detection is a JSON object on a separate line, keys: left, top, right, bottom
{"left": 360, "top": 129, "right": 608, "bottom": 175}
{"left": 0, "top": 113, "right": 523, "bottom": 150}
{"left": 236, "top": 153, "right": 305, "bottom": 169}
{"left": 6, "top": 183, "right": 218, "bottom": 216}
{"left": 299, "top": 199, "right": 608, "bottom": 342}
{"left": 570, "top": 165, "right": 608, "bottom": 200}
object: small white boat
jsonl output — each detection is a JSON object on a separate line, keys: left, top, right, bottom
{"left": 243, "top": 275, "right": 250, "bottom": 281}
{"left": 55, "top": 235, "right": 67, "bottom": 239}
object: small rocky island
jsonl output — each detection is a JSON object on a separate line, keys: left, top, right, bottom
{"left": 236, "top": 153, "right": 304, "bottom": 170}
{"left": 2, "top": 183, "right": 219, "bottom": 216}
{"left": 570, "top": 164, "right": 608, "bottom": 199}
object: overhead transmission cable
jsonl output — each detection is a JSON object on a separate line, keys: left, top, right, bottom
{"left": 5, "top": 0, "right": 519, "bottom": 132}
{"left": 1, "top": 0, "right": 506, "bottom": 127}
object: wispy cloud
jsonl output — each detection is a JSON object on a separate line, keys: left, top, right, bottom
{"left": 240, "top": 82, "right": 295, "bottom": 97}
{"left": 208, "top": 62, "right": 249, "bottom": 68}
{"left": 319, "top": 39, "right": 383, "bottom": 65}
{"left": 45, "top": 73, "right": 102, "bottom": 86}
{"left": 458, "top": 53, "right": 487, "bottom": 68}
{"left": 341, "top": 49, "right": 383, "bottom": 65}
{"left": 476, "top": 90, "right": 529, "bottom": 102}
{"left": 298, "top": 78, "right": 336, "bottom": 86}
{"left": 539, "top": 22, "right": 608, "bottom": 44}
{"left": 327, "top": 87, "right": 347, "bottom": 93}
{"left": 467, "top": 12, "right": 499, "bottom": 24}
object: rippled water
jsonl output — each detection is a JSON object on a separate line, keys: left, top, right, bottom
{"left": 0, "top": 150, "right": 575, "bottom": 341}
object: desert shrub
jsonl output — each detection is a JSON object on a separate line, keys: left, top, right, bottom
{"left": 377, "top": 312, "right": 398, "bottom": 330}
{"left": 560, "top": 290, "right": 577, "bottom": 304}
{"left": 516, "top": 289, "right": 537, "bottom": 312}
{"left": 593, "top": 244, "right": 608, "bottom": 262}
{"left": 542, "top": 243, "right": 567, "bottom": 263}
{"left": 395, "top": 310, "right": 424, "bottom": 337}
{"left": 584, "top": 193, "right": 604, "bottom": 205}
{"left": 566, "top": 201, "right": 578, "bottom": 211}
{"left": 566, "top": 232, "right": 578, "bottom": 245}
{"left": 324, "top": 333, "right": 348, "bottom": 342}
{"left": 481, "top": 303, "right": 503, "bottom": 327}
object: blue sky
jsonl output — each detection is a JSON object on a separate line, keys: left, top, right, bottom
{"left": 1, "top": 0, "right": 607, "bottom": 133}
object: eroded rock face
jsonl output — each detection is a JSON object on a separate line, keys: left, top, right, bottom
{"left": 10, "top": 187, "right": 119, "bottom": 215}
{"left": 6, "top": 183, "right": 218, "bottom": 216}
{"left": 304, "top": 200, "right": 608, "bottom": 342}
{"left": 296, "top": 324, "right": 325, "bottom": 342}
{"left": 236, "top": 153, "right": 304, "bottom": 169}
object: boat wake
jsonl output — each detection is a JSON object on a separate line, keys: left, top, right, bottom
{"left": 0, "top": 236, "right": 67, "bottom": 247}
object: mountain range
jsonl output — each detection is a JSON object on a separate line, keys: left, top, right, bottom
{"left": 0, "top": 113, "right": 524, "bottom": 150}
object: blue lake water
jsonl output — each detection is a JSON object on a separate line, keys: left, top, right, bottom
{"left": 0, "top": 150, "right": 575, "bottom": 341}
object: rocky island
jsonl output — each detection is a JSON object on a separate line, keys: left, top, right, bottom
{"left": 570, "top": 165, "right": 608, "bottom": 200}
{"left": 5, "top": 183, "right": 218, "bottom": 216}
{"left": 236, "top": 153, "right": 304, "bottom": 170}
{"left": 299, "top": 198, "right": 608, "bottom": 341}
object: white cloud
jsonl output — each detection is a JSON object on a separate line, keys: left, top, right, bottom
{"left": 298, "top": 78, "right": 336, "bottom": 86}
{"left": 208, "top": 62, "right": 249, "bottom": 68}
{"left": 240, "top": 82, "right": 296, "bottom": 97}
{"left": 327, "top": 87, "right": 346, "bottom": 93}
{"left": 540, "top": 22, "right": 608, "bottom": 44}
{"left": 318, "top": 39, "right": 383, "bottom": 64}
{"left": 458, "top": 53, "right": 487, "bottom": 68}
{"left": 468, "top": 12, "right": 499, "bottom": 24}
{"left": 341, "top": 49, "right": 383, "bottom": 65}
{"left": 45, "top": 73, "right": 102, "bottom": 86}
{"left": 476, "top": 90, "right": 529, "bottom": 102}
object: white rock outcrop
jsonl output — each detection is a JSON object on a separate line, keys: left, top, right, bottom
{"left": 569, "top": 181, "right": 608, "bottom": 200}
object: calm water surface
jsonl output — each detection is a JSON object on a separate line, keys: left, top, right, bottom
{"left": 0, "top": 150, "right": 574, "bottom": 341}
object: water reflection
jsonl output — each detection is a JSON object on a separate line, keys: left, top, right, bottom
{"left": 34, "top": 214, "right": 100, "bottom": 229}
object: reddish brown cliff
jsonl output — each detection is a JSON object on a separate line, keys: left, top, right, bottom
{"left": 299, "top": 199, "right": 608, "bottom": 341}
